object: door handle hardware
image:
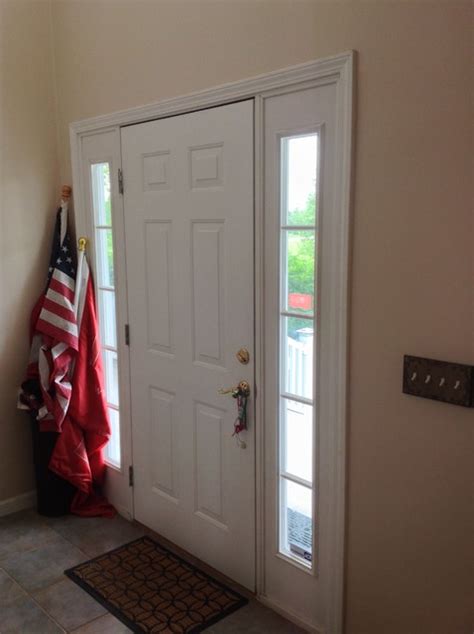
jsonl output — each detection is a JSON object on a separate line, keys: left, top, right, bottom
{"left": 219, "top": 381, "right": 250, "bottom": 449}
{"left": 236, "top": 348, "right": 250, "bottom": 365}
{"left": 218, "top": 380, "right": 250, "bottom": 397}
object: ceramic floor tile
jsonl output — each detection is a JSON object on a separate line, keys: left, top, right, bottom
{"left": 0, "top": 509, "right": 58, "bottom": 560}
{"left": 48, "top": 514, "right": 146, "bottom": 557}
{"left": 1, "top": 535, "right": 86, "bottom": 593}
{"left": 33, "top": 578, "right": 106, "bottom": 631}
{"left": 207, "top": 601, "right": 304, "bottom": 633}
{"left": 0, "top": 595, "right": 63, "bottom": 633}
{"left": 70, "top": 613, "right": 132, "bottom": 633}
{"left": 0, "top": 569, "right": 26, "bottom": 607}
{"left": 1, "top": 511, "right": 301, "bottom": 634}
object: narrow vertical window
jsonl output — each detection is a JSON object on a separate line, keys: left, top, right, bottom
{"left": 279, "top": 134, "right": 318, "bottom": 567}
{"left": 91, "top": 163, "right": 121, "bottom": 467}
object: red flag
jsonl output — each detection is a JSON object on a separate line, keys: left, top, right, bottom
{"left": 19, "top": 205, "right": 115, "bottom": 518}
{"left": 49, "top": 251, "right": 115, "bottom": 517}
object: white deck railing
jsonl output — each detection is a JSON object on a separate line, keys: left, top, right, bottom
{"left": 286, "top": 333, "right": 313, "bottom": 399}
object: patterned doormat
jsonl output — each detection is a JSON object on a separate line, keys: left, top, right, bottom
{"left": 65, "top": 536, "right": 248, "bottom": 633}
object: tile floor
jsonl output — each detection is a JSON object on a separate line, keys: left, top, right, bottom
{"left": 0, "top": 509, "right": 303, "bottom": 633}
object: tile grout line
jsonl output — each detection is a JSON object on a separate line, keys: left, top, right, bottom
{"left": 0, "top": 565, "right": 67, "bottom": 633}
{"left": 36, "top": 522, "right": 113, "bottom": 632}
{"left": 48, "top": 523, "right": 98, "bottom": 560}
{"left": 1, "top": 516, "right": 108, "bottom": 633}
{"left": 68, "top": 611, "right": 112, "bottom": 633}
{"left": 0, "top": 514, "right": 61, "bottom": 560}
{"left": 0, "top": 520, "right": 91, "bottom": 583}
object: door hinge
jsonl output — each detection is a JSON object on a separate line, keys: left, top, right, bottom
{"left": 128, "top": 465, "right": 134, "bottom": 487}
{"left": 118, "top": 168, "right": 124, "bottom": 194}
{"left": 125, "top": 324, "right": 130, "bottom": 346}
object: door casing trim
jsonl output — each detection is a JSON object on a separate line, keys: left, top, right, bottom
{"left": 70, "top": 51, "right": 354, "bottom": 634}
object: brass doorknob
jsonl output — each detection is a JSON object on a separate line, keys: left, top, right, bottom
{"left": 236, "top": 348, "right": 250, "bottom": 365}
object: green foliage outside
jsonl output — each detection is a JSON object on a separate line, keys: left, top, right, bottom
{"left": 287, "top": 192, "right": 316, "bottom": 299}
{"left": 286, "top": 192, "right": 316, "bottom": 339}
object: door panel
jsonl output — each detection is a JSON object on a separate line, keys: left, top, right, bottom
{"left": 121, "top": 101, "right": 255, "bottom": 589}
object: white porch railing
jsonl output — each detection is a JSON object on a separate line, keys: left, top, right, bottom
{"left": 286, "top": 332, "right": 313, "bottom": 399}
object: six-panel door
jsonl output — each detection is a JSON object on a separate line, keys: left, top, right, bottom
{"left": 121, "top": 101, "right": 255, "bottom": 589}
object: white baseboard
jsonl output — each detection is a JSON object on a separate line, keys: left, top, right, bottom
{"left": 257, "top": 594, "right": 324, "bottom": 634}
{"left": 0, "top": 490, "right": 36, "bottom": 517}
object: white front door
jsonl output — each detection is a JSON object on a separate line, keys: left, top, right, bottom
{"left": 121, "top": 101, "right": 255, "bottom": 589}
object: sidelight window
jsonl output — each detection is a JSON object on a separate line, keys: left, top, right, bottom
{"left": 278, "top": 134, "right": 318, "bottom": 568}
{"left": 90, "top": 162, "right": 121, "bottom": 467}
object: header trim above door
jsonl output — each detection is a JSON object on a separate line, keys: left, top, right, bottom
{"left": 70, "top": 51, "right": 353, "bottom": 134}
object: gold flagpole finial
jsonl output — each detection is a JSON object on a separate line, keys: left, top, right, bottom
{"left": 78, "top": 237, "right": 88, "bottom": 252}
{"left": 61, "top": 185, "right": 72, "bottom": 201}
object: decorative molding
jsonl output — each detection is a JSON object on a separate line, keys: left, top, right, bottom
{"left": 0, "top": 490, "right": 36, "bottom": 517}
{"left": 70, "top": 52, "right": 353, "bottom": 135}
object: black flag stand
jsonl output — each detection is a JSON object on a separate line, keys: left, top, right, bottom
{"left": 30, "top": 415, "right": 75, "bottom": 516}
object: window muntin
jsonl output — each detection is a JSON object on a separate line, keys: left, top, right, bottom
{"left": 278, "top": 133, "right": 318, "bottom": 568}
{"left": 91, "top": 162, "right": 121, "bottom": 467}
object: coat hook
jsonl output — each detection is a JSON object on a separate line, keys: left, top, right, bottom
{"left": 439, "top": 377, "right": 445, "bottom": 387}
{"left": 424, "top": 374, "right": 431, "bottom": 384}
{"left": 454, "top": 380, "right": 460, "bottom": 390}
{"left": 410, "top": 372, "right": 417, "bottom": 381}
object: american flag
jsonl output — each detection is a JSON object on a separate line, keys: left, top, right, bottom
{"left": 19, "top": 202, "right": 79, "bottom": 431}
{"left": 19, "top": 200, "right": 114, "bottom": 516}
{"left": 38, "top": 205, "right": 78, "bottom": 347}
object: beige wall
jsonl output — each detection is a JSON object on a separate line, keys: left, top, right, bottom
{"left": 0, "top": 0, "right": 471, "bottom": 632}
{"left": 0, "top": 1, "right": 59, "bottom": 502}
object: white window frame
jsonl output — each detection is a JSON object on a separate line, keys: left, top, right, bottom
{"left": 74, "top": 131, "right": 134, "bottom": 520}
{"left": 277, "top": 129, "right": 320, "bottom": 572}
{"left": 89, "top": 161, "right": 121, "bottom": 469}
{"left": 70, "top": 52, "right": 353, "bottom": 634}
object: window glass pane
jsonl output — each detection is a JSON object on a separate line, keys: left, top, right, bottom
{"left": 280, "top": 479, "right": 312, "bottom": 565}
{"left": 283, "top": 229, "right": 315, "bottom": 315}
{"left": 96, "top": 228, "right": 115, "bottom": 288}
{"left": 281, "top": 316, "right": 314, "bottom": 400}
{"left": 105, "top": 407, "right": 121, "bottom": 466}
{"left": 98, "top": 289, "right": 117, "bottom": 349}
{"left": 91, "top": 163, "right": 112, "bottom": 225}
{"left": 281, "top": 399, "right": 313, "bottom": 483}
{"left": 102, "top": 349, "right": 119, "bottom": 407}
{"left": 282, "top": 135, "right": 317, "bottom": 226}
{"left": 91, "top": 161, "right": 120, "bottom": 468}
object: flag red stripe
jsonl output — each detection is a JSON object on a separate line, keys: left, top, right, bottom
{"left": 36, "top": 318, "right": 78, "bottom": 350}
{"left": 42, "top": 297, "right": 76, "bottom": 325}
{"left": 49, "top": 277, "right": 75, "bottom": 302}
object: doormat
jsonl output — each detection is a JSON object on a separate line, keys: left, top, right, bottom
{"left": 65, "top": 536, "right": 248, "bottom": 633}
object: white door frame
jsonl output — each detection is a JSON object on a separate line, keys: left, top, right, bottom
{"left": 70, "top": 51, "right": 354, "bottom": 634}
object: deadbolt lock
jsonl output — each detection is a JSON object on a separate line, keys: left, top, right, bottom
{"left": 236, "top": 348, "right": 250, "bottom": 365}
